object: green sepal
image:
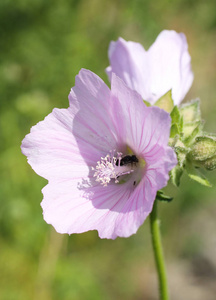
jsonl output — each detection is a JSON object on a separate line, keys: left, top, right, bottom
{"left": 179, "top": 115, "right": 184, "bottom": 134}
{"left": 182, "top": 121, "right": 203, "bottom": 140}
{"left": 180, "top": 99, "right": 201, "bottom": 123}
{"left": 170, "top": 105, "right": 180, "bottom": 125}
{"left": 183, "top": 123, "right": 202, "bottom": 146}
{"left": 156, "top": 190, "right": 173, "bottom": 202}
{"left": 170, "top": 106, "right": 185, "bottom": 140}
{"left": 170, "top": 165, "right": 183, "bottom": 187}
{"left": 185, "top": 161, "right": 212, "bottom": 187}
{"left": 143, "top": 100, "right": 151, "bottom": 107}
{"left": 169, "top": 134, "right": 180, "bottom": 147}
{"left": 170, "top": 123, "right": 179, "bottom": 138}
{"left": 175, "top": 146, "right": 188, "bottom": 167}
{"left": 154, "top": 90, "right": 174, "bottom": 113}
{"left": 170, "top": 98, "right": 216, "bottom": 186}
{"left": 202, "top": 132, "right": 216, "bottom": 139}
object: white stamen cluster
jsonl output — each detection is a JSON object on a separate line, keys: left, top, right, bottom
{"left": 92, "top": 152, "right": 135, "bottom": 187}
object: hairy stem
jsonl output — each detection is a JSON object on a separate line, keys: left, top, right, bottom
{"left": 150, "top": 200, "right": 169, "bottom": 300}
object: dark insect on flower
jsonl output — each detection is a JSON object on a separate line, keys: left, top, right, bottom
{"left": 116, "top": 155, "right": 139, "bottom": 166}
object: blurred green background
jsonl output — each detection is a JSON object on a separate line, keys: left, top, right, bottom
{"left": 0, "top": 0, "right": 216, "bottom": 299}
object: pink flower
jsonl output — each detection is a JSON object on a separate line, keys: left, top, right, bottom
{"left": 21, "top": 69, "right": 177, "bottom": 239}
{"left": 106, "top": 30, "right": 194, "bottom": 106}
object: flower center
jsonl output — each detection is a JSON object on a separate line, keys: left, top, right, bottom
{"left": 92, "top": 151, "right": 139, "bottom": 186}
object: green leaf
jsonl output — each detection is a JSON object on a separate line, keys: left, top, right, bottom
{"left": 180, "top": 99, "right": 201, "bottom": 123}
{"left": 156, "top": 190, "right": 173, "bottom": 202}
{"left": 154, "top": 90, "right": 174, "bottom": 113}
{"left": 185, "top": 161, "right": 212, "bottom": 187}
{"left": 170, "top": 165, "right": 183, "bottom": 187}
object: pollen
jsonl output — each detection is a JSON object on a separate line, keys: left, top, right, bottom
{"left": 92, "top": 151, "right": 137, "bottom": 187}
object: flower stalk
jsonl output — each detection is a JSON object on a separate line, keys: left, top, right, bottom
{"left": 150, "top": 200, "right": 169, "bottom": 300}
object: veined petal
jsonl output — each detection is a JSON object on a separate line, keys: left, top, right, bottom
{"left": 148, "top": 30, "right": 194, "bottom": 105}
{"left": 22, "top": 69, "right": 177, "bottom": 239}
{"left": 42, "top": 179, "right": 135, "bottom": 239}
{"left": 114, "top": 177, "right": 156, "bottom": 237}
{"left": 106, "top": 38, "right": 151, "bottom": 100}
{"left": 146, "top": 147, "right": 177, "bottom": 190}
{"left": 69, "top": 69, "right": 118, "bottom": 153}
{"left": 22, "top": 70, "right": 120, "bottom": 181}
{"left": 107, "top": 30, "right": 193, "bottom": 105}
{"left": 110, "top": 74, "right": 173, "bottom": 157}
{"left": 42, "top": 175, "right": 158, "bottom": 239}
{"left": 110, "top": 74, "right": 177, "bottom": 194}
{"left": 21, "top": 108, "right": 102, "bottom": 180}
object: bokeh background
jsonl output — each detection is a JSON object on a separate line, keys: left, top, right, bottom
{"left": 0, "top": 0, "right": 216, "bottom": 299}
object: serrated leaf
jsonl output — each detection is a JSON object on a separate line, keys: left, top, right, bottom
{"left": 156, "top": 190, "right": 173, "bottom": 202}
{"left": 185, "top": 161, "right": 212, "bottom": 187}
{"left": 170, "top": 165, "right": 183, "bottom": 187}
{"left": 180, "top": 99, "right": 201, "bottom": 123}
{"left": 154, "top": 90, "right": 174, "bottom": 113}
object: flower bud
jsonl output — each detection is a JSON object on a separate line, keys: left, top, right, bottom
{"left": 190, "top": 136, "right": 216, "bottom": 161}
{"left": 189, "top": 136, "right": 216, "bottom": 170}
{"left": 202, "top": 155, "right": 216, "bottom": 170}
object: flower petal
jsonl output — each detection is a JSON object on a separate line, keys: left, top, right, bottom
{"left": 114, "top": 177, "right": 156, "bottom": 237}
{"left": 146, "top": 146, "right": 177, "bottom": 190}
{"left": 110, "top": 73, "right": 177, "bottom": 192}
{"left": 22, "top": 69, "right": 120, "bottom": 181}
{"left": 70, "top": 69, "right": 118, "bottom": 154}
{"left": 110, "top": 74, "right": 174, "bottom": 157}
{"left": 106, "top": 38, "right": 151, "bottom": 101}
{"left": 107, "top": 30, "right": 193, "bottom": 105}
{"left": 41, "top": 179, "right": 135, "bottom": 239}
{"left": 22, "top": 69, "right": 177, "bottom": 239}
{"left": 148, "top": 30, "right": 194, "bottom": 105}
{"left": 41, "top": 175, "right": 157, "bottom": 239}
{"left": 21, "top": 108, "right": 91, "bottom": 180}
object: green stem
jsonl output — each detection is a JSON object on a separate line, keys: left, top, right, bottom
{"left": 150, "top": 200, "right": 169, "bottom": 300}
